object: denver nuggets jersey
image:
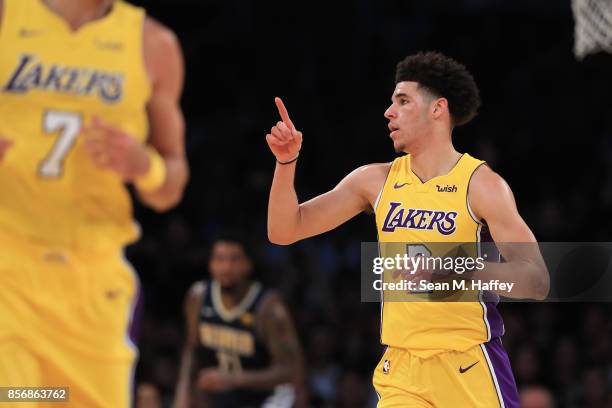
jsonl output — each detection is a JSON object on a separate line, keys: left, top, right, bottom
{"left": 0, "top": 0, "right": 150, "bottom": 252}
{"left": 198, "top": 280, "right": 287, "bottom": 408}
{"left": 375, "top": 153, "right": 504, "bottom": 358}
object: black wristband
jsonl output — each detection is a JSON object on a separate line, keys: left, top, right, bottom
{"left": 277, "top": 153, "right": 299, "bottom": 165}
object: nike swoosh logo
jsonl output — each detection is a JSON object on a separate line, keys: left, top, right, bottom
{"left": 105, "top": 289, "right": 123, "bottom": 300}
{"left": 459, "top": 361, "right": 479, "bottom": 373}
{"left": 19, "top": 29, "right": 43, "bottom": 37}
{"left": 393, "top": 182, "right": 410, "bottom": 189}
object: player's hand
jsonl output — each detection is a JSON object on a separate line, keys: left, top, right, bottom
{"left": 196, "top": 368, "right": 234, "bottom": 392}
{"left": 83, "top": 116, "right": 150, "bottom": 181}
{"left": 392, "top": 255, "right": 447, "bottom": 293}
{"left": 266, "top": 97, "right": 303, "bottom": 163}
{"left": 0, "top": 137, "right": 14, "bottom": 162}
{"left": 391, "top": 255, "right": 426, "bottom": 282}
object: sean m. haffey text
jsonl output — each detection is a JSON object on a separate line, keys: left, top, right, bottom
{"left": 371, "top": 254, "right": 517, "bottom": 293}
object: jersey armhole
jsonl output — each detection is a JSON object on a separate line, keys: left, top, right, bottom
{"left": 140, "top": 15, "right": 154, "bottom": 104}
{"left": 373, "top": 161, "right": 395, "bottom": 213}
{"left": 466, "top": 162, "right": 487, "bottom": 227}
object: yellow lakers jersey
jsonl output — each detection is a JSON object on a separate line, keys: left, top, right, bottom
{"left": 0, "top": 0, "right": 151, "bottom": 252}
{"left": 375, "top": 153, "right": 504, "bottom": 358}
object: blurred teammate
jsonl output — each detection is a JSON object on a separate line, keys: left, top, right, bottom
{"left": 173, "top": 232, "right": 302, "bottom": 408}
{"left": 0, "top": 0, "right": 187, "bottom": 407}
{"left": 265, "top": 52, "right": 549, "bottom": 407}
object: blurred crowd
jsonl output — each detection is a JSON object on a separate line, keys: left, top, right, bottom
{"left": 128, "top": 0, "right": 612, "bottom": 407}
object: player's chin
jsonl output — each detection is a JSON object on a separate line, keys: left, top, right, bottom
{"left": 393, "top": 141, "right": 405, "bottom": 153}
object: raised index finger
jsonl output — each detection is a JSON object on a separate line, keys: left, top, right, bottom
{"left": 275, "top": 97, "right": 294, "bottom": 129}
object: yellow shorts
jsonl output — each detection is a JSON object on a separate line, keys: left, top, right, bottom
{"left": 0, "top": 235, "right": 140, "bottom": 408}
{"left": 373, "top": 338, "right": 520, "bottom": 408}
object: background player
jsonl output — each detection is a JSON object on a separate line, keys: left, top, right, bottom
{"left": 0, "top": 0, "right": 187, "bottom": 406}
{"left": 265, "top": 52, "right": 549, "bottom": 407}
{"left": 173, "top": 232, "right": 303, "bottom": 408}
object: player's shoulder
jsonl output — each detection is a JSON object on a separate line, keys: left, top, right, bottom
{"left": 354, "top": 162, "right": 392, "bottom": 175}
{"left": 256, "top": 290, "right": 288, "bottom": 320}
{"left": 257, "top": 289, "right": 282, "bottom": 309}
{"left": 185, "top": 280, "right": 206, "bottom": 307}
{"left": 143, "top": 16, "right": 182, "bottom": 85}
{"left": 143, "top": 16, "right": 180, "bottom": 54}
{"left": 468, "top": 164, "right": 516, "bottom": 220}
{"left": 254, "top": 290, "right": 294, "bottom": 339}
{"left": 469, "top": 164, "right": 512, "bottom": 196}
{"left": 341, "top": 163, "right": 392, "bottom": 208}
{"left": 346, "top": 162, "right": 392, "bottom": 185}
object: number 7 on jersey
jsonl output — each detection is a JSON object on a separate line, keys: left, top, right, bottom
{"left": 38, "top": 111, "right": 82, "bottom": 178}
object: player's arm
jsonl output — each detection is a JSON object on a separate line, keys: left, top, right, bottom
{"left": 139, "top": 17, "right": 188, "bottom": 212}
{"left": 83, "top": 18, "right": 188, "bottom": 211}
{"left": 231, "top": 293, "right": 302, "bottom": 389}
{"left": 266, "top": 98, "right": 375, "bottom": 245}
{"left": 172, "top": 282, "right": 205, "bottom": 408}
{"left": 467, "top": 165, "right": 550, "bottom": 300}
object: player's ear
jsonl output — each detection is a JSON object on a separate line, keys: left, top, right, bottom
{"left": 432, "top": 98, "right": 448, "bottom": 119}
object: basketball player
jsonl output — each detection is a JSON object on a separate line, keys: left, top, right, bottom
{"left": 173, "top": 233, "right": 302, "bottom": 408}
{"left": 265, "top": 52, "right": 549, "bottom": 407}
{"left": 0, "top": 0, "right": 187, "bottom": 407}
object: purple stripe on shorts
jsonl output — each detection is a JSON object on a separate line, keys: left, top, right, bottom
{"left": 485, "top": 298, "right": 505, "bottom": 339}
{"left": 483, "top": 338, "right": 520, "bottom": 408}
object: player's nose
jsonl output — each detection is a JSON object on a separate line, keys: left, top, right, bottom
{"left": 384, "top": 105, "right": 396, "bottom": 119}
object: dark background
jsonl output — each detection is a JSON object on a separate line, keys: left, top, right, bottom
{"left": 127, "top": 1, "right": 612, "bottom": 407}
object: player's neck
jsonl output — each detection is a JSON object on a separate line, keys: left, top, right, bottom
{"left": 42, "top": 0, "right": 113, "bottom": 31}
{"left": 220, "top": 281, "right": 252, "bottom": 308}
{"left": 409, "top": 143, "right": 461, "bottom": 183}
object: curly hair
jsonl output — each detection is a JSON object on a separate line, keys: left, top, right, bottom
{"left": 395, "top": 51, "right": 481, "bottom": 126}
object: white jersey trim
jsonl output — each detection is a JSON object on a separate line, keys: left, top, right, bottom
{"left": 480, "top": 343, "right": 506, "bottom": 408}
{"left": 211, "top": 280, "right": 262, "bottom": 322}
